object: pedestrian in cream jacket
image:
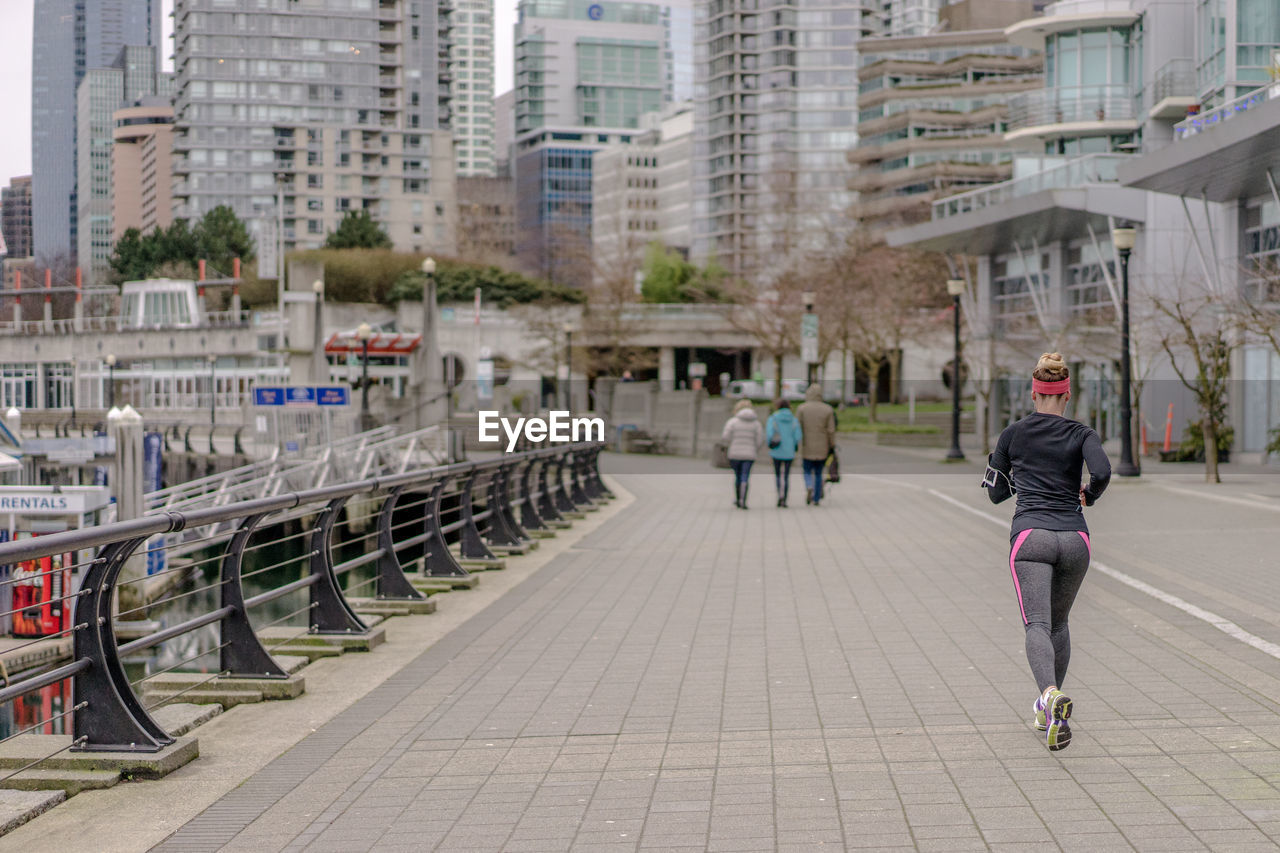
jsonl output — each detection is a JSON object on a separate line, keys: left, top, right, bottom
{"left": 722, "top": 399, "right": 764, "bottom": 509}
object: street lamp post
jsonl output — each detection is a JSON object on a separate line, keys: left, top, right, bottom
{"left": 207, "top": 354, "right": 217, "bottom": 430}
{"left": 1112, "top": 223, "right": 1140, "bottom": 477}
{"left": 802, "top": 291, "right": 817, "bottom": 386}
{"left": 105, "top": 354, "right": 116, "bottom": 410}
{"left": 945, "top": 279, "right": 966, "bottom": 461}
{"left": 70, "top": 357, "right": 77, "bottom": 427}
{"left": 356, "top": 322, "right": 373, "bottom": 431}
{"left": 419, "top": 257, "right": 436, "bottom": 433}
{"left": 562, "top": 323, "right": 573, "bottom": 410}
{"left": 312, "top": 279, "right": 326, "bottom": 384}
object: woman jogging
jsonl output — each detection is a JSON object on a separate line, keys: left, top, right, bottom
{"left": 983, "top": 353, "right": 1111, "bottom": 751}
{"left": 765, "top": 399, "right": 802, "bottom": 507}
{"left": 722, "top": 399, "right": 764, "bottom": 509}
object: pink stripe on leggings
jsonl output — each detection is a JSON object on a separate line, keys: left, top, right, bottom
{"left": 1078, "top": 530, "right": 1091, "bottom": 555}
{"left": 1009, "top": 529, "right": 1033, "bottom": 625}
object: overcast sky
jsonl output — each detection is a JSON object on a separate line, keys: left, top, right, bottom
{"left": 0, "top": 1, "right": 517, "bottom": 190}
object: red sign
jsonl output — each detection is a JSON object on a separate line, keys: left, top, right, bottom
{"left": 323, "top": 332, "right": 422, "bottom": 355}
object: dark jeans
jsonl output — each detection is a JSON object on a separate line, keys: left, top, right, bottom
{"left": 730, "top": 458, "right": 753, "bottom": 487}
{"left": 802, "top": 458, "right": 826, "bottom": 503}
{"left": 772, "top": 458, "right": 792, "bottom": 498}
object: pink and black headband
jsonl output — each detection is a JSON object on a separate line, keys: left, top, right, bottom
{"left": 1032, "top": 378, "right": 1070, "bottom": 396}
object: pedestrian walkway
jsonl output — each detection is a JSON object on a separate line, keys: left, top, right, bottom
{"left": 25, "top": 447, "right": 1280, "bottom": 851}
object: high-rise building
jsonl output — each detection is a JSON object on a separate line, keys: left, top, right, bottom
{"left": 691, "top": 0, "right": 876, "bottom": 278}
{"left": 451, "top": 0, "right": 497, "bottom": 176}
{"left": 512, "top": 0, "right": 678, "bottom": 281}
{"left": 1, "top": 177, "right": 34, "bottom": 259}
{"left": 171, "top": 0, "right": 458, "bottom": 258}
{"left": 494, "top": 89, "right": 516, "bottom": 175}
{"left": 849, "top": 0, "right": 1042, "bottom": 229}
{"left": 32, "top": 0, "right": 163, "bottom": 265}
{"left": 592, "top": 102, "right": 694, "bottom": 276}
{"left": 113, "top": 98, "right": 176, "bottom": 241}
{"left": 77, "top": 45, "right": 172, "bottom": 286}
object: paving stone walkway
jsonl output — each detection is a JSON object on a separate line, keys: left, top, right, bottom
{"left": 154, "top": 449, "right": 1280, "bottom": 852}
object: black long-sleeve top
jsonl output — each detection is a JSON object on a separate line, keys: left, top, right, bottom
{"left": 985, "top": 412, "right": 1111, "bottom": 541}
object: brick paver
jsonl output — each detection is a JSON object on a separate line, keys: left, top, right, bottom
{"left": 154, "top": 449, "right": 1280, "bottom": 852}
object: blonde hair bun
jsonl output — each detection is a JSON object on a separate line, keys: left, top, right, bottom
{"left": 1032, "top": 352, "right": 1069, "bottom": 382}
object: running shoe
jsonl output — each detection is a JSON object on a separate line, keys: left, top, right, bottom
{"left": 1033, "top": 695, "right": 1047, "bottom": 732}
{"left": 1044, "top": 688, "right": 1072, "bottom": 751}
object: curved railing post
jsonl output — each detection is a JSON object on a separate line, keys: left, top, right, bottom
{"left": 73, "top": 537, "right": 174, "bottom": 752}
{"left": 310, "top": 496, "right": 368, "bottom": 634}
{"left": 537, "top": 455, "right": 565, "bottom": 523}
{"left": 499, "top": 463, "right": 531, "bottom": 541}
{"left": 484, "top": 464, "right": 525, "bottom": 546}
{"left": 422, "top": 479, "right": 467, "bottom": 577}
{"left": 519, "top": 458, "right": 546, "bottom": 532}
{"left": 221, "top": 513, "right": 289, "bottom": 677}
{"left": 458, "top": 469, "right": 497, "bottom": 560}
{"left": 576, "top": 449, "right": 601, "bottom": 501}
{"left": 553, "top": 451, "right": 578, "bottom": 513}
{"left": 376, "top": 486, "right": 426, "bottom": 600}
{"left": 569, "top": 449, "right": 593, "bottom": 506}
{"left": 588, "top": 446, "right": 613, "bottom": 499}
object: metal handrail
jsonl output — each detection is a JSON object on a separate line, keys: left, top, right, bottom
{"left": 932, "top": 153, "right": 1127, "bottom": 219}
{"left": 1174, "top": 81, "right": 1280, "bottom": 141}
{"left": 0, "top": 441, "right": 608, "bottom": 757}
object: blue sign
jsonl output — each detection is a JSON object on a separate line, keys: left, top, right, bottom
{"left": 285, "top": 386, "right": 317, "bottom": 407}
{"left": 587, "top": 3, "right": 603, "bottom": 18}
{"left": 317, "top": 386, "right": 350, "bottom": 406}
{"left": 143, "top": 432, "right": 166, "bottom": 576}
{"left": 254, "top": 386, "right": 350, "bottom": 407}
{"left": 254, "top": 387, "right": 284, "bottom": 407}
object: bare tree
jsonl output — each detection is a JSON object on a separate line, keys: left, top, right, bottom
{"left": 815, "top": 234, "right": 949, "bottom": 421}
{"left": 1154, "top": 287, "right": 1234, "bottom": 483}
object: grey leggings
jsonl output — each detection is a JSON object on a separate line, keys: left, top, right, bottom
{"left": 1009, "top": 529, "right": 1091, "bottom": 693}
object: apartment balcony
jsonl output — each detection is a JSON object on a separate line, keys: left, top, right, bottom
{"left": 1150, "top": 59, "right": 1198, "bottom": 120}
{"left": 1005, "top": 0, "right": 1138, "bottom": 49}
{"left": 848, "top": 131, "right": 1007, "bottom": 166}
{"left": 1005, "top": 86, "right": 1138, "bottom": 142}
{"left": 850, "top": 160, "right": 1010, "bottom": 194}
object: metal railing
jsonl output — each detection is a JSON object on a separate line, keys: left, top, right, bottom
{"left": 1006, "top": 85, "right": 1137, "bottom": 132}
{"left": 0, "top": 442, "right": 608, "bottom": 764}
{"left": 0, "top": 311, "right": 252, "bottom": 336}
{"left": 1151, "top": 58, "right": 1196, "bottom": 105}
{"left": 932, "top": 153, "right": 1126, "bottom": 219}
{"left": 1175, "top": 82, "right": 1280, "bottom": 141}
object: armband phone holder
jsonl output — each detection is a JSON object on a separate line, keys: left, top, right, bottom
{"left": 981, "top": 455, "right": 1014, "bottom": 493}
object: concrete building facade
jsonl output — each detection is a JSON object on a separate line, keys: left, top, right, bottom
{"left": 592, "top": 103, "right": 694, "bottom": 279}
{"left": 1, "top": 177, "right": 34, "bottom": 260}
{"left": 456, "top": 175, "right": 518, "bottom": 268}
{"left": 112, "top": 100, "right": 176, "bottom": 240}
{"left": 32, "top": 0, "right": 163, "bottom": 265}
{"left": 691, "top": 0, "right": 875, "bottom": 277}
{"left": 171, "top": 0, "right": 458, "bottom": 258}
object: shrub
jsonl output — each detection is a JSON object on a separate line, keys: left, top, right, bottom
{"left": 1179, "top": 419, "right": 1234, "bottom": 459}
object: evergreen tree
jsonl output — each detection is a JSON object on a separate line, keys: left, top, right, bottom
{"left": 324, "top": 210, "right": 393, "bottom": 249}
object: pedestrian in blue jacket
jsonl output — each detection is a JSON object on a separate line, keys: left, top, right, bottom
{"left": 765, "top": 399, "right": 803, "bottom": 507}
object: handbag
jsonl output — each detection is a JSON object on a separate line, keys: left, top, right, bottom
{"left": 768, "top": 432, "right": 781, "bottom": 449}
{"left": 825, "top": 446, "right": 841, "bottom": 483}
